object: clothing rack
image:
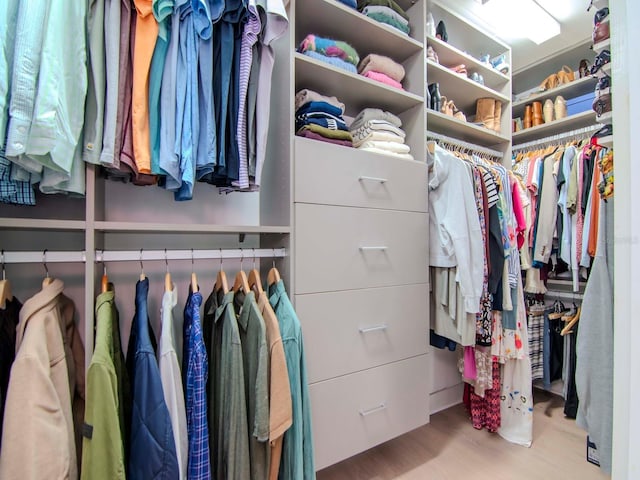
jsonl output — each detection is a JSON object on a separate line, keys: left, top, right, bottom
{"left": 427, "top": 131, "right": 504, "bottom": 159}
{"left": 512, "top": 124, "right": 603, "bottom": 151}
{"left": 0, "top": 248, "right": 287, "bottom": 265}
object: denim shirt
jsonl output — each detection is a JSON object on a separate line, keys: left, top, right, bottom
{"left": 268, "top": 280, "right": 316, "bottom": 480}
{"left": 127, "top": 279, "right": 179, "bottom": 480}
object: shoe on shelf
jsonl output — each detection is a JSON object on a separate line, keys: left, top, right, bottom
{"left": 579, "top": 59, "right": 590, "bottom": 78}
{"left": 450, "top": 64, "right": 467, "bottom": 75}
{"left": 590, "top": 49, "right": 611, "bottom": 75}
{"left": 523, "top": 104, "right": 533, "bottom": 129}
{"left": 490, "top": 54, "right": 510, "bottom": 75}
{"left": 593, "top": 19, "right": 610, "bottom": 44}
{"left": 436, "top": 20, "right": 448, "bottom": 42}
{"left": 428, "top": 83, "right": 442, "bottom": 111}
{"left": 557, "top": 65, "right": 575, "bottom": 85}
{"left": 539, "top": 73, "right": 559, "bottom": 91}
{"left": 426, "top": 45, "right": 439, "bottom": 63}
{"left": 543, "top": 99, "right": 554, "bottom": 123}
{"left": 531, "top": 101, "right": 544, "bottom": 126}
{"left": 594, "top": 6, "right": 609, "bottom": 24}
{"left": 426, "top": 12, "right": 436, "bottom": 37}
{"left": 479, "top": 54, "right": 491, "bottom": 66}
{"left": 554, "top": 95, "right": 567, "bottom": 119}
{"left": 596, "top": 74, "right": 611, "bottom": 93}
{"left": 469, "top": 72, "right": 485, "bottom": 85}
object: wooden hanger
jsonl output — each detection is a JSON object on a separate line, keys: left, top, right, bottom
{"left": 139, "top": 249, "right": 146, "bottom": 281}
{"left": 214, "top": 249, "right": 229, "bottom": 294}
{"left": 247, "top": 249, "right": 264, "bottom": 296}
{"left": 233, "top": 249, "right": 250, "bottom": 294}
{"left": 267, "top": 249, "right": 281, "bottom": 286}
{"left": 190, "top": 249, "right": 198, "bottom": 293}
{"left": 561, "top": 306, "right": 581, "bottom": 336}
{"left": 101, "top": 262, "right": 109, "bottom": 293}
{"left": 0, "top": 251, "right": 12, "bottom": 309}
{"left": 164, "top": 249, "right": 172, "bottom": 293}
{"left": 42, "top": 250, "right": 53, "bottom": 287}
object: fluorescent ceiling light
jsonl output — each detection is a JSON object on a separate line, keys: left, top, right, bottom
{"left": 478, "top": 0, "right": 561, "bottom": 44}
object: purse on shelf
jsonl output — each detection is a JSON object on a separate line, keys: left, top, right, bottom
{"left": 539, "top": 66, "right": 575, "bottom": 91}
{"left": 592, "top": 93, "right": 612, "bottom": 117}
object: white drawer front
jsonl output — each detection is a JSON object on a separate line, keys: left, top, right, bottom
{"left": 294, "top": 137, "right": 428, "bottom": 212}
{"left": 296, "top": 284, "right": 429, "bottom": 383}
{"left": 294, "top": 204, "right": 428, "bottom": 293}
{"left": 310, "top": 355, "right": 430, "bottom": 470}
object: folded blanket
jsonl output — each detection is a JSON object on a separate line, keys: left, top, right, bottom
{"left": 358, "top": 140, "right": 410, "bottom": 153}
{"left": 298, "top": 34, "right": 360, "bottom": 66}
{"left": 352, "top": 130, "right": 405, "bottom": 148}
{"left": 337, "top": 0, "right": 357, "bottom": 7}
{"left": 359, "top": 146, "right": 415, "bottom": 161}
{"left": 297, "top": 129, "right": 354, "bottom": 147}
{"left": 297, "top": 116, "right": 349, "bottom": 132}
{"left": 358, "top": 53, "right": 405, "bottom": 82}
{"left": 295, "top": 89, "right": 345, "bottom": 113}
{"left": 303, "top": 51, "right": 358, "bottom": 74}
{"left": 362, "top": 70, "right": 403, "bottom": 89}
{"left": 351, "top": 108, "right": 402, "bottom": 129}
{"left": 366, "top": 11, "right": 410, "bottom": 34}
{"left": 351, "top": 120, "right": 406, "bottom": 143}
{"left": 362, "top": 5, "right": 409, "bottom": 26}
{"left": 295, "top": 101, "right": 344, "bottom": 118}
{"left": 357, "top": 0, "right": 409, "bottom": 21}
{"left": 298, "top": 124, "right": 353, "bottom": 141}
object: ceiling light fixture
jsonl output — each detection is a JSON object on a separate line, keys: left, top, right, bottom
{"left": 476, "top": 0, "right": 561, "bottom": 45}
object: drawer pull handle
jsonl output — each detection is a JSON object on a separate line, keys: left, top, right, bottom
{"left": 359, "top": 175, "right": 388, "bottom": 184}
{"left": 359, "top": 246, "right": 388, "bottom": 252}
{"left": 359, "top": 324, "right": 388, "bottom": 334}
{"left": 359, "top": 403, "right": 387, "bottom": 417}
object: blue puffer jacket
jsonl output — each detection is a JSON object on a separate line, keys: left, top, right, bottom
{"left": 128, "top": 278, "right": 179, "bottom": 479}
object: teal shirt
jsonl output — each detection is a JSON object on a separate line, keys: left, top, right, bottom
{"left": 268, "top": 280, "right": 316, "bottom": 480}
{"left": 149, "top": 0, "right": 174, "bottom": 174}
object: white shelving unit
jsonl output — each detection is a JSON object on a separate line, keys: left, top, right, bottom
{"left": 512, "top": 76, "right": 597, "bottom": 118}
{"left": 512, "top": 110, "right": 598, "bottom": 143}
{"left": 427, "top": 109, "right": 510, "bottom": 146}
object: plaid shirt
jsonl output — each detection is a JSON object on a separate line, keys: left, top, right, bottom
{"left": 184, "top": 290, "right": 211, "bottom": 480}
{"left": 0, "top": 148, "right": 35, "bottom": 205}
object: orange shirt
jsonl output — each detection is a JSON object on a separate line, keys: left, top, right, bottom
{"left": 588, "top": 167, "right": 602, "bottom": 257}
{"left": 132, "top": 0, "right": 158, "bottom": 174}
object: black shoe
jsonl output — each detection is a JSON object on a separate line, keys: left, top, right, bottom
{"left": 596, "top": 74, "right": 611, "bottom": 92}
{"left": 590, "top": 49, "right": 611, "bottom": 75}
{"left": 428, "top": 83, "right": 441, "bottom": 111}
{"left": 594, "top": 7, "right": 609, "bottom": 24}
{"left": 592, "top": 124, "right": 613, "bottom": 139}
{"left": 436, "top": 21, "right": 448, "bottom": 42}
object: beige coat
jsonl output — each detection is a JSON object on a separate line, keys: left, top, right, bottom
{"left": 0, "top": 279, "right": 78, "bottom": 479}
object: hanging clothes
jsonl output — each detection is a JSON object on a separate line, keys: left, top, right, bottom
{"left": 0, "top": 295, "right": 21, "bottom": 448}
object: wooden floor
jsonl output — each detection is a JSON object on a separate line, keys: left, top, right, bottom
{"left": 317, "top": 390, "right": 610, "bottom": 480}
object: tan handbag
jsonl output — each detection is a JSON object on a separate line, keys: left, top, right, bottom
{"left": 539, "top": 73, "right": 559, "bottom": 91}
{"left": 557, "top": 65, "right": 575, "bottom": 85}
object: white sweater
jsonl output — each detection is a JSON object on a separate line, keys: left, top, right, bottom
{"left": 427, "top": 145, "right": 484, "bottom": 314}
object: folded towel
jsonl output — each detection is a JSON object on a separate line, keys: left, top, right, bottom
{"left": 362, "top": 70, "right": 403, "bottom": 89}
{"left": 297, "top": 130, "right": 354, "bottom": 147}
{"left": 362, "top": 5, "right": 409, "bottom": 26}
{"left": 357, "top": 0, "right": 409, "bottom": 21}
{"left": 295, "top": 89, "right": 345, "bottom": 113}
{"left": 295, "top": 101, "right": 344, "bottom": 118}
{"left": 351, "top": 108, "right": 403, "bottom": 129}
{"left": 359, "top": 140, "right": 410, "bottom": 153}
{"left": 358, "top": 53, "right": 405, "bottom": 82}
{"left": 352, "top": 130, "right": 405, "bottom": 148}
{"left": 359, "top": 146, "right": 415, "bottom": 161}
{"left": 297, "top": 116, "right": 349, "bottom": 132}
{"left": 365, "top": 11, "right": 410, "bottom": 35}
{"left": 302, "top": 51, "right": 358, "bottom": 74}
{"left": 298, "top": 34, "right": 360, "bottom": 66}
{"left": 351, "top": 120, "right": 406, "bottom": 144}
{"left": 298, "top": 124, "right": 354, "bottom": 141}
{"left": 336, "top": 0, "right": 357, "bottom": 7}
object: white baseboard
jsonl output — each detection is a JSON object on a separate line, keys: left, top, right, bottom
{"left": 430, "top": 383, "right": 463, "bottom": 414}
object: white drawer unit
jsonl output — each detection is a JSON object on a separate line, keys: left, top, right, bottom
{"left": 294, "top": 203, "right": 429, "bottom": 294}
{"left": 309, "top": 354, "right": 430, "bottom": 470}
{"left": 294, "top": 137, "right": 428, "bottom": 213}
{"left": 296, "top": 284, "right": 429, "bottom": 383}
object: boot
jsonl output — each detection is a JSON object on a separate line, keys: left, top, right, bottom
{"left": 532, "top": 101, "right": 544, "bottom": 126}
{"left": 543, "top": 99, "right": 554, "bottom": 123}
{"left": 475, "top": 98, "right": 495, "bottom": 131}
{"left": 493, "top": 100, "right": 502, "bottom": 133}
{"left": 555, "top": 96, "right": 567, "bottom": 119}
{"left": 429, "top": 83, "right": 442, "bottom": 111}
{"left": 524, "top": 104, "right": 532, "bottom": 129}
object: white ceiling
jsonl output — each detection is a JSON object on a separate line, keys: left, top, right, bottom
{"left": 437, "top": 0, "right": 594, "bottom": 73}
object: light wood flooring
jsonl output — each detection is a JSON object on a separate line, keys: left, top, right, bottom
{"left": 317, "top": 390, "right": 610, "bottom": 480}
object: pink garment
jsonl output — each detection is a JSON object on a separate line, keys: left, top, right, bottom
{"left": 511, "top": 178, "right": 527, "bottom": 249}
{"left": 464, "top": 346, "right": 477, "bottom": 380}
{"left": 362, "top": 70, "right": 404, "bottom": 90}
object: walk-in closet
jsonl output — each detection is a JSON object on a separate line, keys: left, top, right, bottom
{"left": 0, "top": 0, "right": 636, "bottom": 478}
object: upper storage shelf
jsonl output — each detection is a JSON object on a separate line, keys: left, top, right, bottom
{"left": 513, "top": 76, "right": 597, "bottom": 118}
{"left": 295, "top": 0, "right": 423, "bottom": 63}
{"left": 512, "top": 110, "right": 598, "bottom": 144}
{"left": 427, "top": 110, "right": 510, "bottom": 147}
{"left": 295, "top": 53, "right": 423, "bottom": 116}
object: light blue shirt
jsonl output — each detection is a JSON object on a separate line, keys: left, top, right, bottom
{"left": 0, "top": 0, "right": 20, "bottom": 149}
{"left": 268, "top": 280, "right": 316, "bottom": 480}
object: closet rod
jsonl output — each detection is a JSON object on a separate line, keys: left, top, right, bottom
{"left": 0, "top": 248, "right": 287, "bottom": 264}
{"left": 512, "top": 124, "right": 603, "bottom": 151}
{"left": 544, "top": 290, "right": 584, "bottom": 301}
{"left": 426, "top": 131, "right": 504, "bottom": 158}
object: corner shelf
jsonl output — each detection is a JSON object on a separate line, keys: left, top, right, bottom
{"left": 294, "top": 53, "right": 423, "bottom": 115}
{"left": 426, "top": 109, "right": 510, "bottom": 147}
{"left": 426, "top": 35, "right": 509, "bottom": 91}
{"left": 512, "top": 76, "right": 597, "bottom": 117}
{"left": 427, "top": 59, "right": 509, "bottom": 113}
{"left": 295, "top": 0, "right": 423, "bottom": 63}
{"left": 593, "top": 38, "right": 611, "bottom": 54}
{"left": 512, "top": 110, "right": 597, "bottom": 143}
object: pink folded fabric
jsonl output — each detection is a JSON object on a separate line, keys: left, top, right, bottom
{"left": 362, "top": 70, "right": 404, "bottom": 90}
{"left": 464, "top": 346, "right": 477, "bottom": 380}
{"left": 358, "top": 53, "right": 405, "bottom": 82}
{"left": 296, "top": 130, "right": 353, "bottom": 147}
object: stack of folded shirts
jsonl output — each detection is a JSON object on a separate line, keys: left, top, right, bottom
{"left": 357, "top": 0, "right": 411, "bottom": 35}
{"left": 358, "top": 53, "right": 405, "bottom": 90}
{"left": 295, "top": 89, "right": 353, "bottom": 147}
{"left": 297, "top": 34, "right": 360, "bottom": 74}
{"left": 350, "top": 108, "right": 413, "bottom": 160}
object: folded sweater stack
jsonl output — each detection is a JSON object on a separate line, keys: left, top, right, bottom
{"left": 358, "top": 53, "right": 405, "bottom": 90}
{"left": 357, "top": 0, "right": 411, "bottom": 35}
{"left": 297, "top": 34, "right": 360, "bottom": 74}
{"left": 295, "top": 89, "right": 353, "bottom": 147}
{"left": 350, "top": 108, "right": 413, "bottom": 160}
